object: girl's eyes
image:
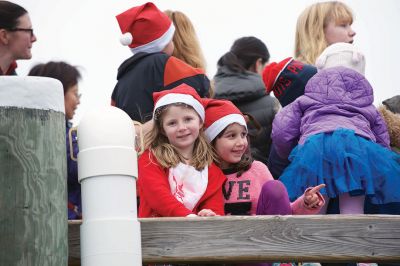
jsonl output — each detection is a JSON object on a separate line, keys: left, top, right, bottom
{"left": 224, "top": 131, "right": 247, "bottom": 139}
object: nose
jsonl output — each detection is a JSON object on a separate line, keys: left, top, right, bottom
{"left": 31, "top": 33, "right": 37, "bottom": 42}
{"left": 177, "top": 121, "right": 187, "bottom": 131}
{"left": 349, "top": 26, "right": 356, "bottom": 37}
{"left": 236, "top": 136, "right": 246, "bottom": 147}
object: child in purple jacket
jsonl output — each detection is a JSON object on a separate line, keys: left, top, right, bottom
{"left": 272, "top": 43, "right": 400, "bottom": 215}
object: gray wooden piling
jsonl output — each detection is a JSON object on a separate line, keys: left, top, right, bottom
{"left": 0, "top": 76, "right": 67, "bottom": 265}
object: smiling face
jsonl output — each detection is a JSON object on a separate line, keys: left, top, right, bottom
{"left": 161, "top": 104, "right": 203, "bottom": 157}
{"left": 324, "top": 19, "right": 356, "bottom": 45}
{"left": 7, "top": 13, "right": 37, "bottom": 60}
{"left": 214, "top": 123, "right": 248, "bottom": 169}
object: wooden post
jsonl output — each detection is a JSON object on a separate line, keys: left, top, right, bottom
{"left": 0, "top": 76, "right": 68, "bottom": 265}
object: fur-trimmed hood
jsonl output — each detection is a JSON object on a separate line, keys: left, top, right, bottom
{"left": 378, "top": 105, "right": 400, "bottom": 153}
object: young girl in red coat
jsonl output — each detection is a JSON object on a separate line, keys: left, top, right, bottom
{"left": 203, "top": 99, "right": 325, "bottom": 216}
{"left": 138, "top": 84, "right": 226, "bottom": 218}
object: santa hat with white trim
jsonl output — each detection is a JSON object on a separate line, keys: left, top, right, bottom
{"left": 116, "top": 2, "right": 175, "bottom": 54}
{"left": 203, "top": 99, "right": 247, "bottom": 142}
{"left": 153, "top": 84, "right": 205, "bottom": 121}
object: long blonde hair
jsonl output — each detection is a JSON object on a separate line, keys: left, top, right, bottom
{"left": 294, "top": 1, "right": 353, "bottom": 65}
{"left": 144, "top": 104, "right": 215, "bottom": 170}
{"left": 164, "top": 10, "right": 207, "bottom": 71}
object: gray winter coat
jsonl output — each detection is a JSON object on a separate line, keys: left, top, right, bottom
{"left": 213, "top": 66, "right": 279, "bottom": 165}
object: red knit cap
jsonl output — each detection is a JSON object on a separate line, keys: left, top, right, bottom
{"left": 262, "top": 57, "right": 292, "bottom": 93}
{"left": 153, "top": 84, "right": 205, "bottom": 121}
{"left": 262, "top": 57, "right": 317, "bottom": 107}
{"left": 203, "top": 99, "right": 247, "bottom": 142}
{"left": 116, "top": 2, "right": 175, "bottom": 54}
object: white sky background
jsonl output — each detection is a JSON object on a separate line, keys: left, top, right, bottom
{"left": 13, "top": 0, "right": 400, "bottom": 125}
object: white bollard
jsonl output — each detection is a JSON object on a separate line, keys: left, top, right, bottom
{"left": 77, "top": 106, "right": 141, "bottom": 266}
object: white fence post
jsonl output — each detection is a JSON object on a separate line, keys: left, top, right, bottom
{"left": 78, "top": 106, "right": 141, "bottom": 266}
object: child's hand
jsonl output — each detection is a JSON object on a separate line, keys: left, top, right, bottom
{"left": 197, "top": 209, "right": 217, "bottom": 217}
{"left": 304, "top": 184, "right": 325, "bottom": 209}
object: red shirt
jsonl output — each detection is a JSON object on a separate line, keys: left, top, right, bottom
{"left": 0, "top": 61, "right": 17, "bottom": 75}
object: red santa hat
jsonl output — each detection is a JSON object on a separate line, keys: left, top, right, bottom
{"left": 153, "top": 84, "right": 205, "bottom": 121}
{"left": 262, "top": 57, "right": 293, "bottom": 94}
{"left": 116, "top": 2, "right": 175, "bottom": 54}
{"left": 203, "top": 99, "right": 247, "bottom": 142}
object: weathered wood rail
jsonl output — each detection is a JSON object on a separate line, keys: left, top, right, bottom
{"left": 68, "top": 215, "right": 400, "bottom": 265}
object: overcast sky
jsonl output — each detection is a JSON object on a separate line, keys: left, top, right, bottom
{"left": 14, "top": 0, "right": 400, "bottom": 125}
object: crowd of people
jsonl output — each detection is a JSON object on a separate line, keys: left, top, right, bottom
{"left": 1, "top": 0, "right": 400, "bottom": 265}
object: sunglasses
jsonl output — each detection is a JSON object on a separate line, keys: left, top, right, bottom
{"left": 9, "top": 28, "right": 34, "bottom": 37}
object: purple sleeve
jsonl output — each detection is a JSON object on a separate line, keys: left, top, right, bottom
{"left": 371, "top": 109, "right": 390, "bottom": 148}
{"left": 271, "top": 102, "right": 302, "bottom": 159}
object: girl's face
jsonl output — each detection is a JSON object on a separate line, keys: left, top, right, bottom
{"left": 214, "top": 123, "right": 248, "bottom": 169}
{"left": 324, "top": 19, "right": 356, "bottom": 45}
{"left": 64, "top": 84, "right": 80, "bottom": 120}
{"left": 6, "top": 14, "right": 37, "bottom": 60}
{"left": 162, "top": 105, "right": 203, "bottom": 156}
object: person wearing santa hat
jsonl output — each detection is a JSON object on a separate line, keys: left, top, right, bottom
{"left": 262, "top": 57, "right": 317, "bottom": 179}
{"left": 203, "top": 98, "right": 325, "bottom": 219}
{"left": 137, "top": 84, "right": 226, "bottom": 218}
{"left": 111, "top": 2, "right": 211, "bottom": 123}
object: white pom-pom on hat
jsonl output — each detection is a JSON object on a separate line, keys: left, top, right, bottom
{"left": 120, "top": 32, "right": 133, "bottom": 46}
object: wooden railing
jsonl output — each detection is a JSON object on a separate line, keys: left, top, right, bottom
{"left": 68, "top": 215, "right": 400, "bottom": 265}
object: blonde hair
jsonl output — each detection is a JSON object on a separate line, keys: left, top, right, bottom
{"left": 295, "top": 1, "right": 353, "bottom": 65}
{"left": 144, "top": 104, "right": 215, "bottom": 170}
{"left": 164, "top": 10, "right": 207, "bottom": 71}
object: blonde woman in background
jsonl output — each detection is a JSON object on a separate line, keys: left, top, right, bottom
{"left": 294, "top": 1, "right": 356, "bottom": 65}
{"left": 164, "top": 10, "right": 207, "bottom": 71}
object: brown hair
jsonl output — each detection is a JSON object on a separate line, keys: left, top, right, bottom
{"left": 0, "top": 1, "right": 27, "bottom": 30}
{"left": 144, "top": 103, "right": 215, "bottom": 170}
{"left": 164, "top": 10, "right": 206, "bottom": 71}
{"left": 295, "top": 1, "right": 353, "bottom": 65}
{"left": 28, "top": 61, "right": 81, "bottom": 95}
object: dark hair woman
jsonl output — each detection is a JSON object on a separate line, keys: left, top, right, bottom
{"left": 0, "top": 1, "right": 36, "bottom": 75}
{"left": 29, "top": 61, "right": 82, "bottom": 219}
{"left": 213, "top": 36, "right": 279, "bottom": 166}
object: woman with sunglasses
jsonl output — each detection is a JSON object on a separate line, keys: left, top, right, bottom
{"left": 0, "top": 1, "right": 36, "bottom": 75}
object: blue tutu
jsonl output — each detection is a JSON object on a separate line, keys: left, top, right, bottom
{"left": 279, "top": 128, "right": 400, "bottom": 204}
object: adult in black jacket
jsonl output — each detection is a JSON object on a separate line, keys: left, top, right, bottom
{"left": 112, "top": 2, "right": 210, "bottom": 122}
{"left": 213, "top": 36, "right": 279, "bottom": 165}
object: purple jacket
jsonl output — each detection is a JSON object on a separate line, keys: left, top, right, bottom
{"left": 272, "top": 66, "right": 390, "bottom": 159}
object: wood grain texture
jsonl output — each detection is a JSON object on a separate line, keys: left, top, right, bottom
{"left": 68, "top": 215, "right": 400, "bottom": 265}
{"left": 0, "top": 107, "right": 68, "bottom": 266}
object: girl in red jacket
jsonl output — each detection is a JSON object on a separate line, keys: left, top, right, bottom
{"left": 138, "top": 84, "right": 226, "bottom": 218}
